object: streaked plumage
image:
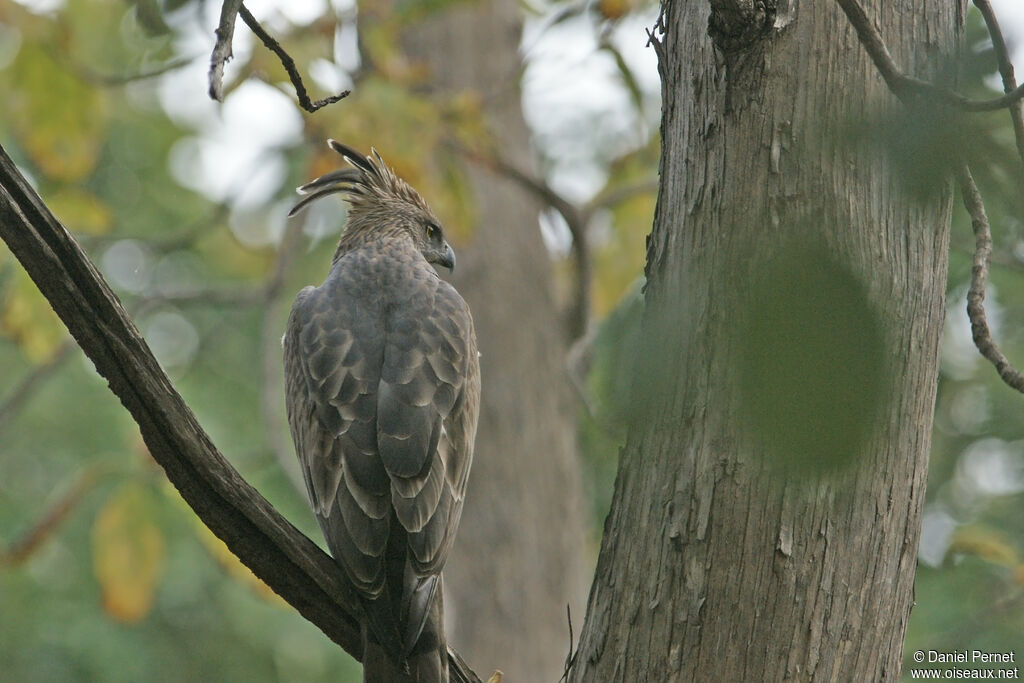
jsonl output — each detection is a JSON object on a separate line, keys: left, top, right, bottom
{"left": 284, "top": 141, "right": 479, "bottom": 682}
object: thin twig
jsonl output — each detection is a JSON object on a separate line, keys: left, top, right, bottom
{"left": 452, "top": 142, "right": 592, "bottom": 339}
{"left": 559, "top": 603, "right": 579, "bottom": 682}
{"left": 75, "top": 56, "right": 197, "bottom": 87}
{"left": 955, "top": 164, "right": 1024, "bottom": 394}
{"left": 0, "top": 339, "right": 76, "bottom": 430}
{"left": 237, "top": 4, "right": 349, "bottom": 113}
{"left": 586, "top": 178, "right": 659, "bottom": 213}
{"left": 0, "top": 466, "right": 103, "bottom": 566}
{"left": 973, "top": 0, "right": 1024, "bottom": 166}
{"left": 835, "top": 0, "right": 1024, "bottom": 111}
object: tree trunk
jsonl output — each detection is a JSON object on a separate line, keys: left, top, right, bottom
{"left": 397, "top": 2, "right": 590, "bottom": 679}
{"left": 572, "top": 1, "right": 962, "bottom": 680}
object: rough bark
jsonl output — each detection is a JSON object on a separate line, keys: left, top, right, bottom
{"left": 397, "top": 2, "right": 591, "bottom": 679}
{"left": 571, "top": 1, "right": 961, "bottom": 681}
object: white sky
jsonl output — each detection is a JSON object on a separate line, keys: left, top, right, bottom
{"left": 990, "top": 0, "right": 1024, "bottom": 64}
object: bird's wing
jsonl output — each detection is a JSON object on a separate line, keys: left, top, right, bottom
{"left": 377, "top": 273, "right": 480, "bottom": 577}
{"left": 283, "top": 259, "right": 479, "bottom": 601}
{"left": 283, "top": 274, "right": 391, "bottom": 596}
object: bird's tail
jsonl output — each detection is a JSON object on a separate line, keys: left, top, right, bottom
{"left": 361, "top": 580, "right": 448, "bottom": 683}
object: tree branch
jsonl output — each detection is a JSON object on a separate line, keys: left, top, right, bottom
{"left": 836, "top": 0, "right": 1024, "bottom": 394}
{"left": 0, "top": 465, "right": 102, "bottom": 566}
{"left": 209, "top": 0, "right": 349, "bottom": 111}
{"left": 0, "top": 339, "right": 75, "bottom": 430}
{"left": 973, "top": 0, "right": 1024, "bottom": 168}
{"left": 209, "top": 0, "right": 243, "bottom": 101}
{"left": 452, "top": 143, "right": 592, "bottom": 339}
{"left": 236, "top": 5, "right": 350, "bottom": 112}
{"left": 0, "top": 144, "right": 480, "bottom": 682}
{"left": 835, "top": 0, "right": 1024, "bottom": 111}
{"left": 955, "top": 164, "right": 1024, "bottom": 394}
{"left": 73, "top": 56, "right": 197, "bottom": 87}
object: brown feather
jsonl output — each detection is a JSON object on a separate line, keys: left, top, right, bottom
{"left": 283, "top": 144, "right": 479, "bottom": 677}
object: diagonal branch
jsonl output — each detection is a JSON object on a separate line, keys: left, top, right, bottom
{"left": 0, "top": 145, "right": 480, "bottom": 682}
{"left": 0, "top": 339, "right": 76, "bottom": 430}
{"left": 0, "top": 465, "right": 102, "bottom": 566}
{"left": 72, "top": 55, "right": 197, "bottom": 87}
{"left": 237, "top": 5, "right": 349, "bottom": 112}
{"left": 451, "top": 142, "right": 592, "bottom": 339}
{"left": 208, "top": 1, "right": 349, "bottom": 112}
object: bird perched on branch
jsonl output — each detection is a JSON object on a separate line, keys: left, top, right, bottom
{"left": 284, "top": 140, "right": 480, "bottom": 683}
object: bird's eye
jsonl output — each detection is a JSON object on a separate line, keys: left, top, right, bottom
{"left": 425, "top": 223, "right": 440, "bottom": 240}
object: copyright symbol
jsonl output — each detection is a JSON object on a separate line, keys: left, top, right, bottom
{"left": 913, "top": 651, "right": 925, "bottom": 663}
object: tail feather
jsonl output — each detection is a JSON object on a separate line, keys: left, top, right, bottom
{"left": 362, "top": 578, "right": 448, "bottom": 683}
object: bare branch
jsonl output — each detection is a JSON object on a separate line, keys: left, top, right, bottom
{"left": 837, "top": 0, "right": 1024, "bottom": 393}
{"left": 955, "top": 164, "right": 1024, "bottom": 394}
{"left": 75, "top": 56, "right": 197, "bottom": 87}
{"left": 973, "top": 0, "right": 1024, "bottom": 165}
{"left": 237, "top": 4, "right": 349, "bottom": 113}
{"left": 209, "top": 0, "right": 243, "bottom": 101}
{"left": 835, "top": 0, "right": 1024, "bottom": 111}
{"left": 585, "top": 178, "right": 659, "bottom": 214}
{"left": 453, "top": 143, "right": 592, "bottom": 339}
{"left": 0, "top": 339, "right": 76, "bottom": 430}
{"left": 0, "top": 144, "right": 480, "bottom": 682}
{"left": 0, "top": 466, "right": 102, "bottom": 567}
{"left": 559, "top": 603, "right": 579, "bottom": 682}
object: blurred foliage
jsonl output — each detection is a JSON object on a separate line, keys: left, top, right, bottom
{"left": 0, "top": 0, "right": 657, "bottom": 679}
{"left": 91, "top": 482, "right": 166, "bottom": 623}
{"left": 734, "top": 238, "right": 890, "bottom": 475}
{"left": 898, "top": 10, "right": 1024, "bottom": 678}
{"left": 2, "top": 0, "right": 1020, "bottom": 679}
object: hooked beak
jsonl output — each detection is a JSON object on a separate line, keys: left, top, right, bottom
{"left": 438, "top": 242, "right": 456, "bottom": 272}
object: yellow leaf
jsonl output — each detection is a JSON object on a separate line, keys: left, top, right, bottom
{"left": 193, "top": 516, "right": 287, "bottom": 607}
{"left": 91, "top": 483, "right": 166, "bottom": 623}
{"left": 598, "top": 0, "right": 632, "bottom": 20}
{"left": 1013, "top": 563, "right": 1024, "bottom": 586}
{"left": 47, "top": 187, "right": 113, "bottom": 236}
{"left": 0, "top": 266, "right": 66, "bottom": 362}
{"left": 486, "top": 671, "right": 504, "bottom": 683}
{"left": 8, "top": 43, "right": 107, "bottom": 181}
{"left": 949, "top": 526, "right": 1019, "bottom": 567}
{"left": 163, "top": 481, "right": 285, "bottom": 607}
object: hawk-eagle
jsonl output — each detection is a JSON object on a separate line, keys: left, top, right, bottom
{"left": 284, "top": 141, "right": 480, "bottom": 683}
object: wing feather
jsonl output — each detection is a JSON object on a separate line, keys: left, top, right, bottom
{"left": 284, "top": 245, "right": 479, "bottom": 650}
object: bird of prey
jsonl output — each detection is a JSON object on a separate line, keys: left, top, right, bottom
{"left": 283, "top": 141, "right": 480, "bottom": 682}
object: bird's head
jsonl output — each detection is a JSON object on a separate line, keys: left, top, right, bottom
{"left": 289, "top": 140, "right": 456, "bottom": 272}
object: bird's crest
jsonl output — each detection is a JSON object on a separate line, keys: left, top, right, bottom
{"left": 288, "top": 140, "right": 431, "bottom": 218}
